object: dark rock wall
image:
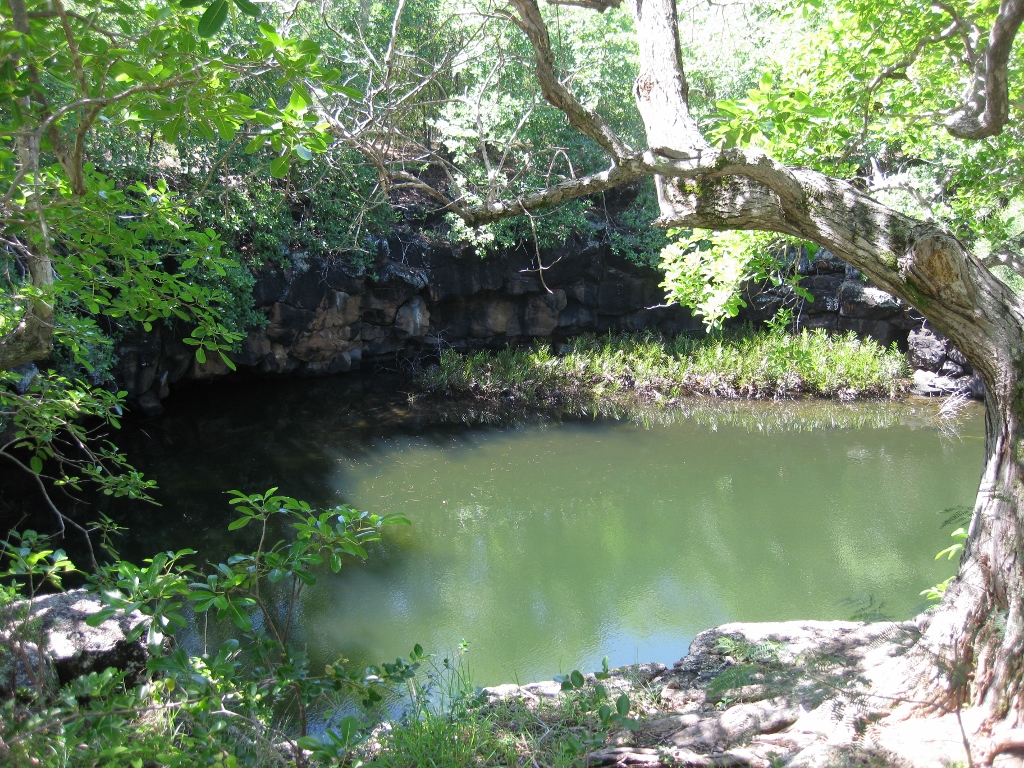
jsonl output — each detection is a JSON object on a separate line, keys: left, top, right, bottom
{"left": 115, "top": 233, "right": 933, "bottom": 415}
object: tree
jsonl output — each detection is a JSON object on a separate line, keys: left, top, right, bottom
{"left": 0, "top": 0, "right": 342, "bottom": 533}
{"left": 381, "top": 0, "right": 1024, "bottom": 756}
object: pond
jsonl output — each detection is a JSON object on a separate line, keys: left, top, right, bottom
{"left": 109, "top": 375, "right": 984, "bottom": 687}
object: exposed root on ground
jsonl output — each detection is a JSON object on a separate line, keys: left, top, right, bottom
{"left": 484, "top": 617, "right": 1023, "bottom": 767}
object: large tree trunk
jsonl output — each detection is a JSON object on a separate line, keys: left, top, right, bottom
{"left": 921, "top": 375, "right": 1024, "bottom": 742}
{"left": 622, "top": 0, "right": 1024, "bottom": 749}
{"left": 467, "top": 0, "right": 1024, "bottom": 751}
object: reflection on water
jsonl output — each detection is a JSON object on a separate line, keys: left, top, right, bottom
{"left": 109, "top": 375, "right": 985, "bottom": 686}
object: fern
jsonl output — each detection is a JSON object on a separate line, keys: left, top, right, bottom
{"left": 707, "top": 664, "right": 762, "bottom": 698}
{"left": 940, "top": 505, "right": 973, "bottom": 529}
{"left": 714, "top": 636, "right": 783, "bottom": 663}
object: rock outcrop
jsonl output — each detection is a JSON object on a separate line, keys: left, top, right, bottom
{"left": 112, "top": 232, "right": 975, "bottom": 415}
{"left": 0, "top": 590, "right": 150, "bottom": 698}
{"left": 484, "top": 617, "right": 977, "bottom": 768}
{"left": 907, "top": 327, "right": 984, "bottom": 397}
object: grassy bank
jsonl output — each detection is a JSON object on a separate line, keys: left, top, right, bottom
{"left": 416, "top": 328, "right": 910, "bottom": 410}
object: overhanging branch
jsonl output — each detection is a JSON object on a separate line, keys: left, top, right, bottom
{"left": 506, "top": 0, "right": 635, "bottom": 160}
{"left": 945, "top": 0, "right": 1024, "bottom": 139}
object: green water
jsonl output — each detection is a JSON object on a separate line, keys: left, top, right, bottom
{"left": 113, "top": 377, "right": 984, "bottom": 687}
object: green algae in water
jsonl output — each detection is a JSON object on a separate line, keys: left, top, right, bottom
{"left": 108, "top": 377, "right": 984, "bottom": 687}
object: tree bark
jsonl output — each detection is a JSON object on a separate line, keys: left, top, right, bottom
{"left": 491, "top": 0, "right": 1024, "bottom": 741}
{"left": 661, "top": 170, "right": 1024, "bottom": 736}
{"left": 625, "top": 1, "right": 1024, "bottom": 735}
{"left": 2, "top": 0, "right": 56, "bottom": 371}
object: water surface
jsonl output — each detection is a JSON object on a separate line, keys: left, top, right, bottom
{"left": 112, "top": 377, "right": 984, "bottom": 686}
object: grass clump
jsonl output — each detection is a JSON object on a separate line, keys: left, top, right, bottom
{"left": 417, "top": 328, "right": 909, "bottom": 410}
{"left": 363, "top": 659, "right": 659, "bottom": 768}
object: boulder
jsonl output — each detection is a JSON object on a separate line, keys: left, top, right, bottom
{"left": 161, "top": 338, "right": 195, "bottom": 384}
{"left": 11, "top": 362, "right": 39, "bottom": 394}
{"left": 911, "top": 369, "right": 970, "bottom": 397}
{"left": 380, "top": 262, "right": 429, "bottom": 292}
{"left": 907, "top": 328, "right": 947, "bottom": 371}
{"left": 564, "top": 280, "right": 599, "bottom": 308}
{"left": 746, "top": 284, "right": 789, "bottom": 320}
{"left": 266, "top": 302, "right": 316, "bottom": 346}
{"left": 252, "top": 264, "right": 289, "bottom": 307}
{"left": 800, "top": 275, "right": 842, "bottom": 314}
{"left": 0, "top": 590, "right": 150, "bottom": 697}
{"left": 361, "top": 324, "right": 401, "bottom": 357}
{"left": 235, "top": 330, "right": 274, "bottom": 368}
{"left": 598, "top": 268, "right": 659, "bottom": 315}
{"left": 836, "top": 317, "right": 903, "bottom": 348}
{"left": 116, "top": 329, "right": 163, "bottom": 397}
{"left": 504, "top": 273, "right": 542, "bottom": 296}
{"left": 523, "top": 290, "right": 567, "bottom": 336}
{"left": 191, "top": 352, "right": 231, "bottom": 380}
{"left": 810, "top": 248, "right": 848, "bottom": 274}
{"left": 136, "top": 391, "right": 164, "bottom": 417}
{"left": 947, "top": 344, "right": 972, "bottom": 371}
{"left": 362, "top": 286, "right": 413, "bottom": 326}
{"left": 291, "top": 331, "right": 359, "bottom": 363}
{"left": 837, "top": 281, "right": 901, "bottom": 320}
{"left": 283, "top": 263, "right": 333, "bottom": 309}
{"left": 939, "top": 359, "right": 964, "bottom": 378}
{"left": 557, "top": 302, "right": 597, "bottom": 332}
{"left": 797, "top": 313, "right": 839, "bottom": 333}
{"left": 260, "top": 343, "right": 294, "bottom": 374}
{"left": 471, "top": 299, "right": 518, "bottom": 338}
{"left": 394, "top": 296, "right": 430, "bottom": 339}
{"left": 421, "top": 252, "right": 505, "bottom": 301}
{"left": 318, "top": 290, "right": 361, "bottom": 329}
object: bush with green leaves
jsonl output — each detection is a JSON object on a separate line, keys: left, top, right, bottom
{"left": 0, "top": 489, "right": 416, "bottom": 767}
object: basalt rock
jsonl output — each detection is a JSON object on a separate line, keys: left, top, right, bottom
{"left": 0, "top": 590, "right": 151, "bottom": 698}
{"left": 113, "top": 235, "right": 972, "bottom": 411}
{"left": 907, "top": 328, "right": 948, "bottom": 372}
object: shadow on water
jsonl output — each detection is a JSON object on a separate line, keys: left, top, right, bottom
{"left": 101, "top": 373, "right": 985, "bottom": 687}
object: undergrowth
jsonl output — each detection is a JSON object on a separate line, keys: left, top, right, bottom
{"left": 363, "top": 657, "right": 656, "bottom": 768}
{"left": 417, "top": 328, "right": 909, "bottom": 410}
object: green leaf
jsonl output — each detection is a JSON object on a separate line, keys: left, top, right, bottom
{"left": 295, "top": 145, "right": 312, "bottom": 161}
{"left": 269, "top": 153, "right": 290, "bottom": 178}
{"left": 30, "top": 456, "right": 43, "bottom": 473}
{"left": 85, "top": 608, "right": 118, "bottom": 626}
{"left": 244, "top": 133, "right": 267, "bottom": 154}
{"left": 233, "top": 0, "right": 261, "bottom": 16}
{"left": 258, "top": 21, "right": 283, "bottom": 47}
{"left": 178, "top": 0, "right": 206, "bottom": 7}
{"left": 287, "top": 89, "right": 307, "bottom": 113}
{"left": 213, "top": 118, "right": 236, "bottom": 141}
{"left": 195, "top": 347, "right": 207, "bottom": 364}
{"left": 161, "top": 116, "right": 183, "bottom": 143}
{"left": 570, "top": 669, "right": 585, "bottom": 688}
{"left": 227, "top": 516, "right": 250, "bottom": 530}
{"left": 296, "top": 736, "right": 322, "bottom": 750}
{"left": 616, "top": 693, "right": 630, "bottom": 718}
{"left": 197, "top": 0, "right": 229, "bottom": 37}
{"left": 228, "top": 603, "right": 252, "bottom": 631}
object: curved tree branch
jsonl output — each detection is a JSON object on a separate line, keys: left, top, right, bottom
{"left": 506, "top": 0, "right": 635, "bottom": 160}
{"left": 945, "top": 0, "right": 1024, "bottom": 138}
